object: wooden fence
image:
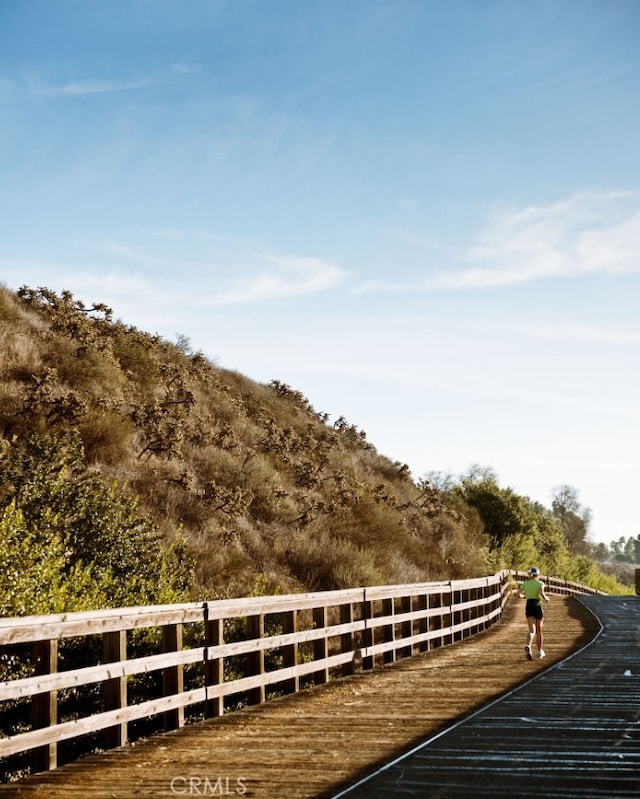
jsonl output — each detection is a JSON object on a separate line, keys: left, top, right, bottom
{"left": 0, "top": 570, "right": 601, "bottom": 776}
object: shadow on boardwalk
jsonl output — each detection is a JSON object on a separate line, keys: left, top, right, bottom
{"left": 1, "top": 596, "right": 600, "bottom": 798}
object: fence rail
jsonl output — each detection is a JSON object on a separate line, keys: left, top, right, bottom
{"left": 0, "top": 570, "right": 601, "bottom": 775}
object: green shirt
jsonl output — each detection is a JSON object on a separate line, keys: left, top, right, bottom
{"left": 522, "top": 578, "right": 543, "bottom": 601}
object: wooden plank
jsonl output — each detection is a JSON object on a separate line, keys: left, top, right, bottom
{"left": 0, "top": 646, "right": 206, "bottom": 701}
{"left": 205, "top": 618, "right": 366, "bottom": 658}
{"left": 0, "top": 606, "right": 204, "bottom": 645}
{"left": 0, "top": 602, "right": 202, "bottom": 631}
{"left": 452, "top": 596, "right": 496, "bottom": 613}
{"left": 487, "top": 607, "right": 502, "bottom": 623}
{"left": 201, "top": 588, "right": 367, "bottom": 620}
{"left": 364, "top": 582, "right": 452, "bottom": 601}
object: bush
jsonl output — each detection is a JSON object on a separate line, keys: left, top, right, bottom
{"left": 285, "top": 528, "right": 383, "bottom": 590}
{"left": 0, "top": 500, "right": 103, "bottom": 615}
{"left": 0, "top": 430, "right": 194, "bottom": 613}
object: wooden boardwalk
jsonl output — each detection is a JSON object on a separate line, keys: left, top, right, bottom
{"left": 335, "top": 595, "right": 640, "bottom": 798}
{"left": 0, "top": 595, "right": 602, "bottom": 798}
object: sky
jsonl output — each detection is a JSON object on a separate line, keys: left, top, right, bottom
{"left": 1, "top": 0, "right": 639, "bottom": 546}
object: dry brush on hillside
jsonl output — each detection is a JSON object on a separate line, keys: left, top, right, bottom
{"left": 0, "top": 285, "right": 492, "bottom": 608}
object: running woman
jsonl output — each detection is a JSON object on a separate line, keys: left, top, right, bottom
{"left": 521, "top": 567, "right": 550, "bottom": 660}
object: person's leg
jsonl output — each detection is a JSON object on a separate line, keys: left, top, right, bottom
{"left": 536, "top": 617, "right": 545, "bottom": 654}
{"left": 525, "top": 617, "right": 535, "bottom": 658}
{"left": 526, "top": 618, "right": 536, "bottom": 645}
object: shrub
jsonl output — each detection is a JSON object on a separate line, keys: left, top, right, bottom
{"left": 0, "top": 500, "right": 104, "bottom": 616}
{"left": 0, "top": 430, "right": 194, "bottom": 612}
{"left": 285, "top": 529, "right": 383, "bottom": 590}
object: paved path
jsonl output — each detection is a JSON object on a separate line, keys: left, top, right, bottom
{"left": 0, "top": 595, "right": 599, "bottom": 798}
{"left": 334, "top": 596, "right": 640, "bottom": 798}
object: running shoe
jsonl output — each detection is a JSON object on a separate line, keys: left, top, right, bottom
{"left": 525, "top": 645, "right": 533, "bottom": 660}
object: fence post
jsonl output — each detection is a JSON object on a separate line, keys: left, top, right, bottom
{"left": 204, "top": 604, "right": 224, "bottom": 718}
{"left": 247, "top": 614, "right": 265, "bottom": 705}
{"left": 340, "top": 602, "right": 355, "bottom": 676}
{"left": 103, "top": 629, "right": 127, "bottom": 748}
{"left": 312, "top": 606, "right": 329, "bottom": 684}
{"left": 416, "top": 592, "right": 428, "bottom": 652}
{"left": 382, "top": 597, "right": 395, "bottom": 664}
{"left": 486, "top": 577, "right": 494, "bottom": 626}
{"left": 162, "top": 623, "right": 185, "bottom": 731}
{"left": 280, "top": 610, "right": 299, "bottom": 694}
{"left": 361, "top": 597, "right": 374, "bottom": 671}
{"left": 399, "top": 594, "right": 412, "bottom": 657}
{"left": 429, "top": 591, "right": 442, "bottom": 650}
{"left": 31, "top": 639, "right": 58, "bottom": 773}
{"left": 447, "top": 582, "right": 454, "bottom": 645}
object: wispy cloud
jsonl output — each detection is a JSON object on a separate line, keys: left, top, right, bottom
{"left": 28, "top": 236, "right": 346, "bottom": 316}
{"left": 100, "top": 238, "right": 347, "bottom": 305}
{"left": 36, "top": 78, "right": 157, "bottom": 97}
{"left": 27, "top": 62, "right": 198, "bottom": 98}
{"left": 425, "top": 191, "right": 640, "bottom": 289}
{"left": 212, "top": 253, "right": 346, "bottom": 305}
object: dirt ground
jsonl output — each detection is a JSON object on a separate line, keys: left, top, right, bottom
{"left": 3, "top": 595, "right": 600, "bottom": 799}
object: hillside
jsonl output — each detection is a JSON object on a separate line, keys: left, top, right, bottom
{"left": 0, "top": 285, "right": 629, "bottom": 614}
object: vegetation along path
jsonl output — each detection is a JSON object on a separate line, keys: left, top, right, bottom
{"left": 1, "top": 595, "right": 599, "bottom": 798}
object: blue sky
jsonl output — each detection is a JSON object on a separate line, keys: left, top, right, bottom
{"left": 1, "top": 1, "right": 639, "bottom": 545}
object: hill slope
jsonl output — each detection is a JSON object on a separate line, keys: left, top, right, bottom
{"left": 0, "top": 286, "right": 489, "bottom": 607}
{"left": 0, "top": 285, "right": 628, "bottom": 611}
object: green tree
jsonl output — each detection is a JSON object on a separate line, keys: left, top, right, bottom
{"left": 608, "top": 534, "right": 640, "bottom": 564}
{"left": 456, "top": 469, "right": 577, "bottom": 577}
{"left": 455, "top": 471, "right": 537, "bottom": 546}
{"left": 551, "top": 484, "right": 591, "bottom": 553}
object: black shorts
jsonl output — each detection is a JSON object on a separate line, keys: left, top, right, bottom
{"left": 525, "top": 599, "right": 543, "bottom": 620}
